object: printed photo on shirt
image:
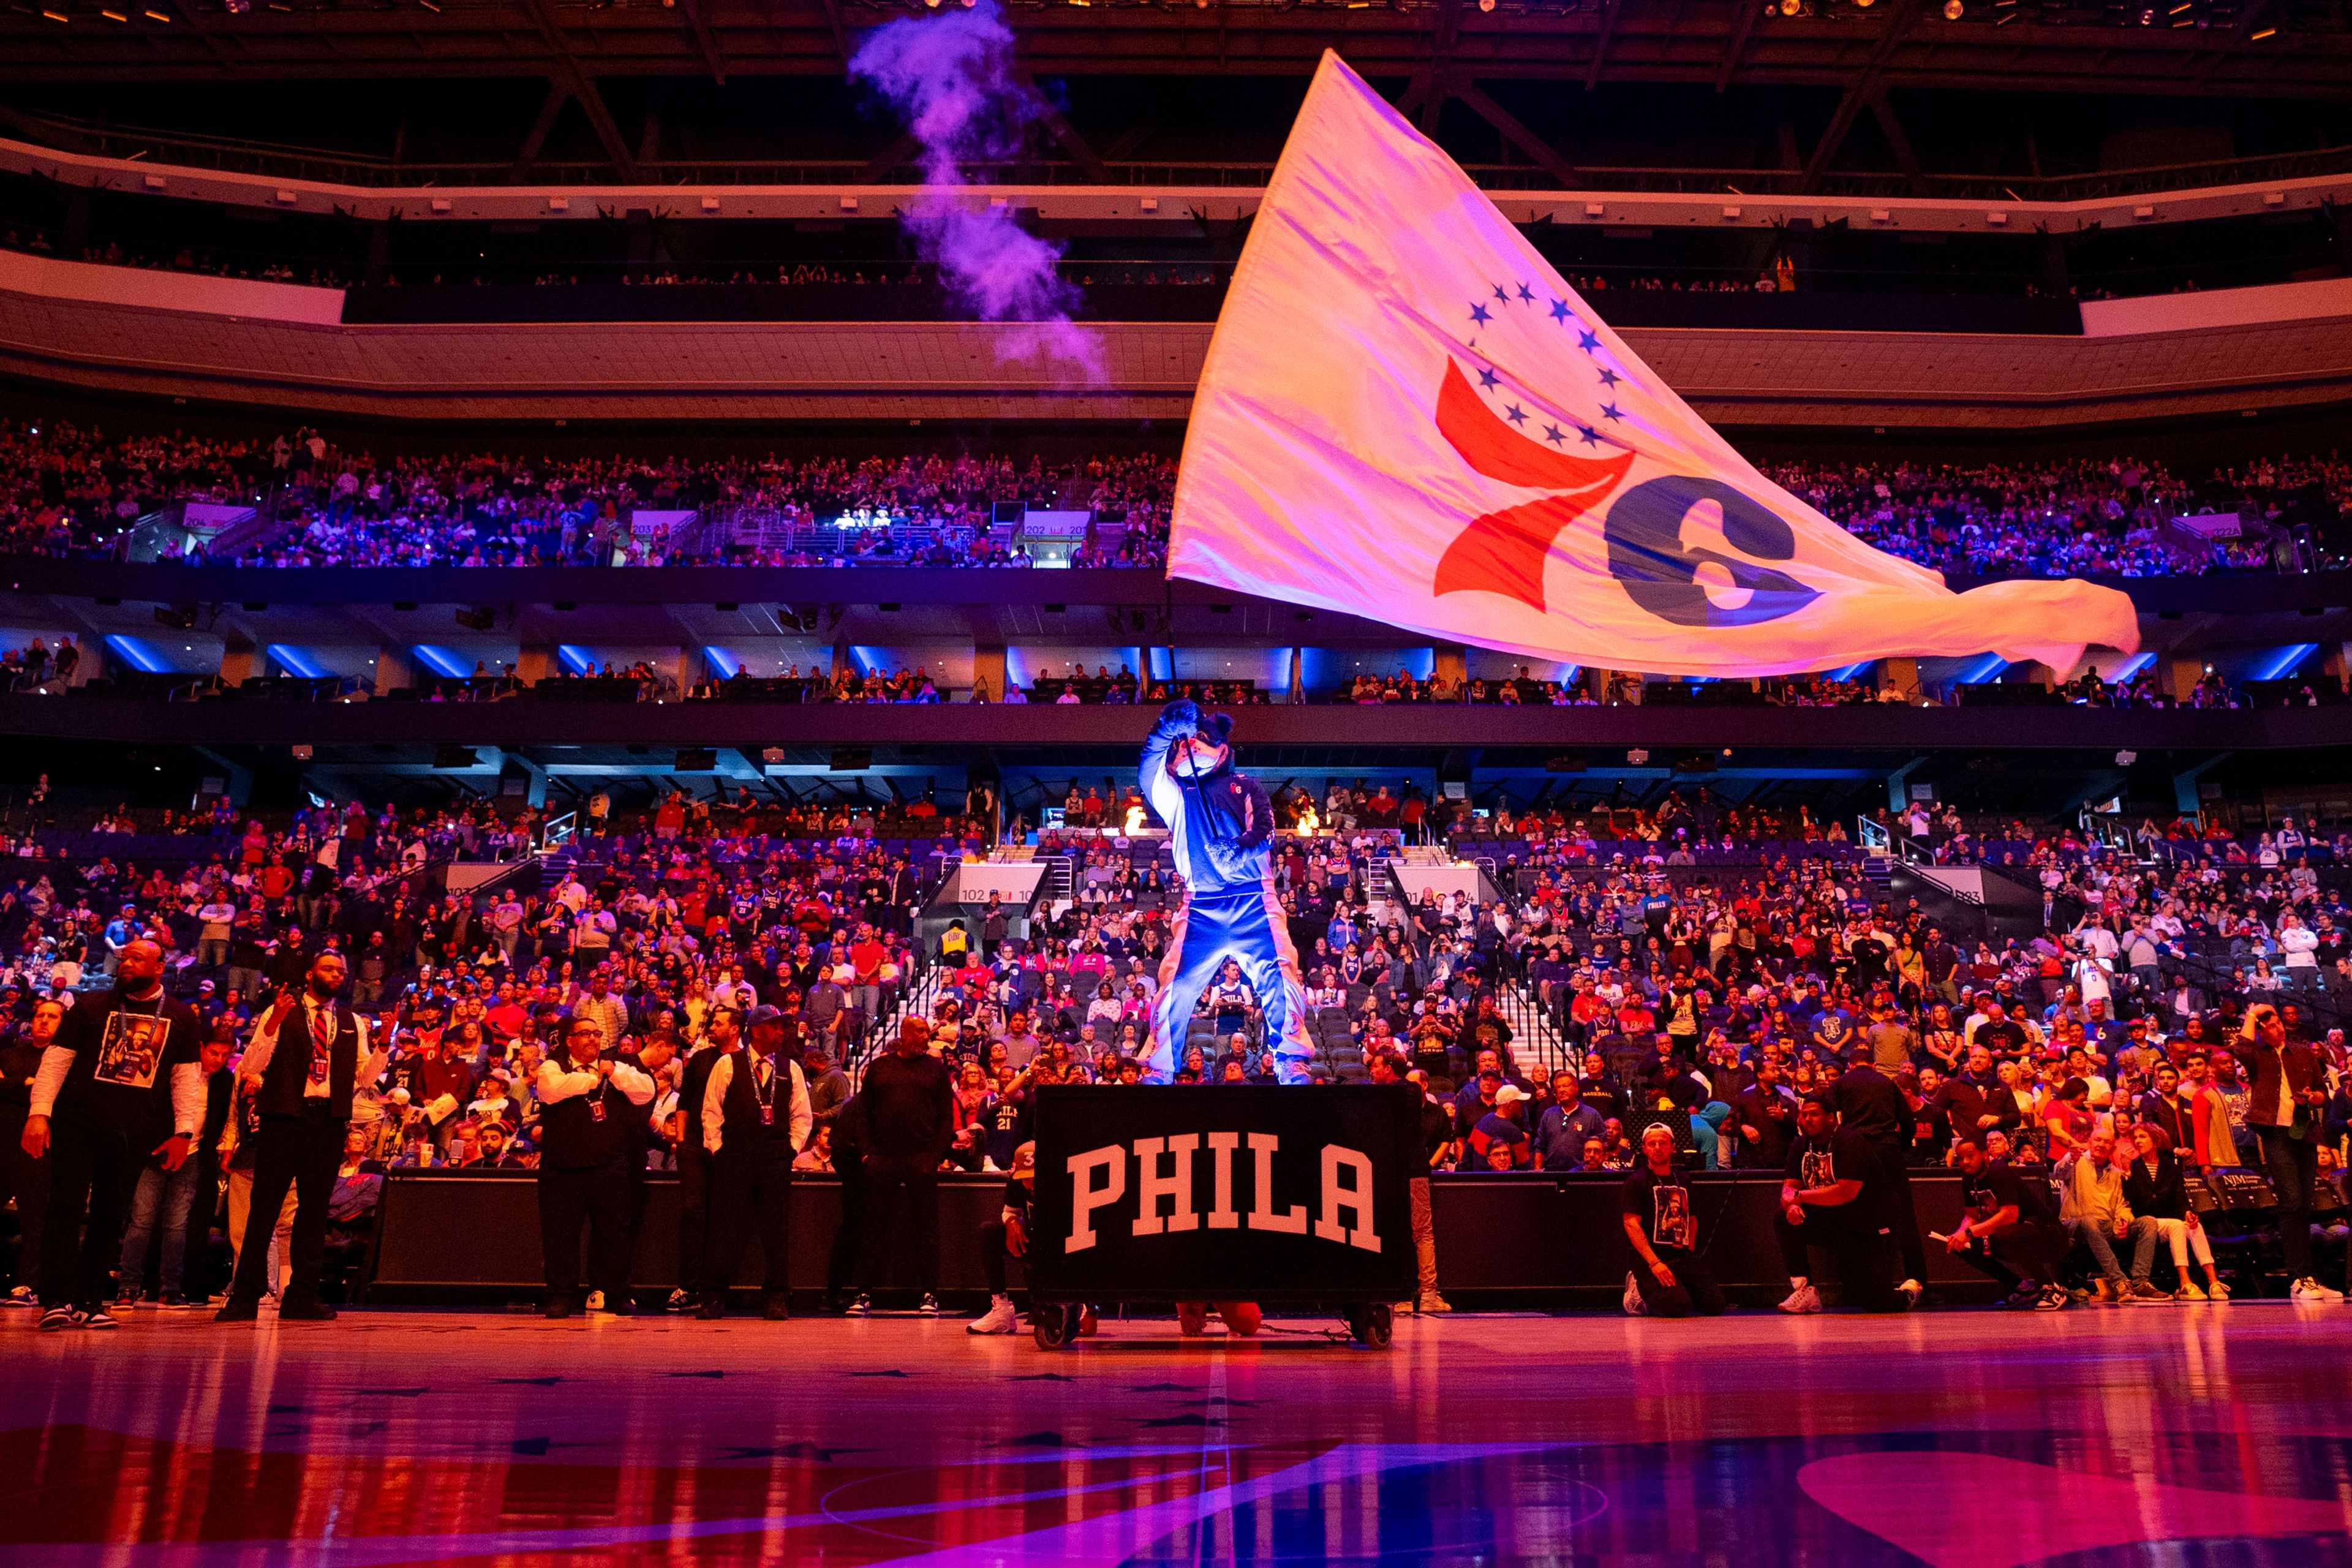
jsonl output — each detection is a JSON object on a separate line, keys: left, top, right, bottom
{"left": 1650, "top": 1182, "right": 1694, "bottom": 1250}
{"left": 92, "top": 1011, "right": 170, "bottom": 1090}
{"left": 1800, "top": 1145, "right": 1838, "bottom": 1191}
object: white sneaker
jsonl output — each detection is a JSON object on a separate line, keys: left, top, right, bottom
{"left": 1777, "top": 1284, "right": 1822, "bottom": 1314}
{"left": 1898, "top": 1279, "right": 1923, "bottom": 1308}
{"left": 1622, "top": 1271, "right": 1646, "bottom": 1317}
{"left": 967, "top": 1295, "right": 1020, "bottom": 1335}
{"left": 2291, "top": 1278, "right": 2345, "bottom": 1303}
{"left": 584, "top": 1291, "right": 606, "bottom": 1312}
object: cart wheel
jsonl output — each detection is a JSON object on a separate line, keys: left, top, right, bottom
{"left": 1032, "top": 1305, "right": 1075, "bottom": 1351}
{"left": 1348, "top": 1303, "right": 1394, "bottom": 1350}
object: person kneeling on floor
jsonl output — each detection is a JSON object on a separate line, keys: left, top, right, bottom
{"left": 1946, "top": 1136, "right": 2071, "bottom": 1311}
{"left": 1774, "top": 1094, "right": 1902, "bottom": 1314}
{"left": 969, "top": 1141, "right": 1097, "bottom": 1339}
{"left": 1622, "top": 1121, "right": 1726, "bottom": 1317}
{"left": 970, "top": 1140, "right": 1035, "bottom": 1334}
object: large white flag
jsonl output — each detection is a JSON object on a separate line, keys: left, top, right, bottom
{"left": 1169, "top": 53, "right": 2138, "bottom": 678}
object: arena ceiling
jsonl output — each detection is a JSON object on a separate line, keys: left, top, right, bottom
{"left": 0, "top": 0, "right": 2343, "bottom": 103}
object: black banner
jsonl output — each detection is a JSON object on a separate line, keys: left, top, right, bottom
{"left": 1026, "top": 1085, "right": 1420, "bottom": 1305}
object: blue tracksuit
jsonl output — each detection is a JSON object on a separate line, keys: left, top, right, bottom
{"left": 1140, "top": 706, "right": 1311, "bottom": 1084}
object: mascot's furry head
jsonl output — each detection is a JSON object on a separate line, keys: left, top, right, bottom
{"left": 1166, "top": 709, "right": 1237, "bottom": 777}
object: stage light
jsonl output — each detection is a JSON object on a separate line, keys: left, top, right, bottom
{"left": 454, "top": 606, "right": 496, "bottom": 631}
{"left": 1942, "top": 0, "right": 1963, "bottom": 17}
{"left": 292, "top": 744, "right": 314, "bottom": 761}
{"left": 1779, "top": 0, "right": 1801, "bottom": 16}
{"left": 154, "top": 605, "right": 197, "bottom": 631}
{"left": 1852, "top": 0, "right": 1874, "bottom": 8}
{"left": 2116, "top": 750, "right": 2138, "bottom": 766}
{"left": 2249, "top": 22, "right": 2274, "bottom": 36}
{"left": 1479, "top": 0, "right": 1494, "bottom": 11}
{"left": 1626, "top": 748, "right": 1649, "bottom": 766}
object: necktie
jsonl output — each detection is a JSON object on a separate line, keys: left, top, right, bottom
{"left": 308, "top": 1005, "right": 333, "bottom": 1086}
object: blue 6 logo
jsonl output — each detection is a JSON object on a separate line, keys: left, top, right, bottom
{"left": 1601, "top": 476, "right": 1821, "bottom": 628}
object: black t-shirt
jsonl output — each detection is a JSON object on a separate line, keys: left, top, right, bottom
{"left": 1621, "top": 1163, "right": 1697, "bottom": 1251}
{"left": 1962, "top": 1158, "right": 2057, "bottom": 1228}
{"left": 1830, "top": 1064, "right": 1909, "bottom": 1150}
{"left": 50, "top": 990, "right": 203, "bottom": 1137}
{"left": 1973, "top": 1020, "right": 2027, "bottom": 1059}
{"left": 1784, "top": 1125, "right": 1889, "bottom": 1227}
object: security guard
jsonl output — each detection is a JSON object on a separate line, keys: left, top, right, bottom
{"left": 699, "top": 1004, "right": 811, "bottom": 1320}
{"left": 534, "top": 1014, "right": 655, "bottom": 1318}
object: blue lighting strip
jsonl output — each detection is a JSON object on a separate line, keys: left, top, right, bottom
{"left": 412, "top": 644, "right": 469, "bottom": 679}
{"left": 104, "top": 635, "right": 172, "bottom": 674}
{"left": 267, "top": 644, "right": 329, "bottom": 679}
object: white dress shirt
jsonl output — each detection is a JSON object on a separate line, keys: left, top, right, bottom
{"left": 702, "top": 1051, "right": 812, "bottom": 1155}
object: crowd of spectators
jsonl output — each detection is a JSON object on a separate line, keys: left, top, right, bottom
{"left": 4, "top": 763, "right": 2349, "bottom": 1313}
{"left": 1768, "top": 454, "right": 2347, "bottom": 578}
{"left": 1, "top": 415, "right": 2346, "bottom": 579}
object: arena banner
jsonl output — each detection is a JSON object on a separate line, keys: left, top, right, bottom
{"left": 1027, "top": 1084, "right": 1421, "bottom": 1305}
{"left": 1169, "top": 52, "right": 2141, "bottom": 679}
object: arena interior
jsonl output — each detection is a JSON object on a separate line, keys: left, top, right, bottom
{"left": 2, "top": 4, "right": 2352, "bottom": 1562}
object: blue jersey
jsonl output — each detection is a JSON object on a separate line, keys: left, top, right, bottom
{"left": 1139, "top": 716, "right": 1277, "bottom": 896}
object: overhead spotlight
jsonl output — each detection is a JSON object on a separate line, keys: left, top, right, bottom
{"left": 1779, "top": 0, "right": 1801, "bottom": 15}
{"left": 154, "top": 605, "right": 197, "bottom": 631}
{"left": 454, "top": 606, "right": 496, "bottom": 631}
{"left": 1852, "top": 0, "right": 1874, "bottom": 8}
{"left": 1478, "top": 0, "right": 1494, "bottom": 10}
{"left": 2116, "top": 750, "right": 2139, "bottom": 766}
{"left": 1942, "top": 0, "right": 1962, "bottom": 16}
{"left": 760, "top": 746, "right": 787, "bottom": 766}
{"left": 292, "top": 744, "right": 314, "bottom": 761}
{"left": 1626, "top": 748, "right": 1650, "bottom": 766}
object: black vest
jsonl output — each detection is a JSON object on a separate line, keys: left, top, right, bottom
{"left": 257, "top": 998, "right": 363, "bottom": 1119}
{"left": 720, "top": 1053, "right": 801, "bottom": 1157}
{"left": 538, "top": 1061, "right": 633, "bottom": 1170}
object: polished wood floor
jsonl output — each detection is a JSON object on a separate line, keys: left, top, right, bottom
{"left": 7, "top": 1301, "right": 2352, "bottom": 1566}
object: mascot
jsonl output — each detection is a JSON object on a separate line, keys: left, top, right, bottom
{"left": 1139, "top": 699, "right": 1312, "bottom": 1084}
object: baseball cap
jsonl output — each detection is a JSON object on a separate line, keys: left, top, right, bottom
{"left": 1495, "top": 1085, "right": 1528, "bottom": 1106}
{"left": 745, "top": 1004, "right": 784, "bottom": 1029}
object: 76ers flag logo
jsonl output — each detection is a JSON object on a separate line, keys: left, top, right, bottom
{"left": 1169, "top": 53, "right": 2137, "bottom": 678}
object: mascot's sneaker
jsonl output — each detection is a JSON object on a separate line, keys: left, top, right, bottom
{"left": 1216, "top": 1302, "right": 1263, "bottom": 1337}
{"left": 966, "top": 1296, "right": 1019, "bottom": 1335}
{"left": 1777, "top": 1284, "right": 1822, "bottom": 1314}
{"left": 1177, "top": 1303, "right": 1211, "bottom": 1337}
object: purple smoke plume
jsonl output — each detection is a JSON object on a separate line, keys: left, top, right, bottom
{"left": 850, "top": 0, "right": 1104, "bottom": 381}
